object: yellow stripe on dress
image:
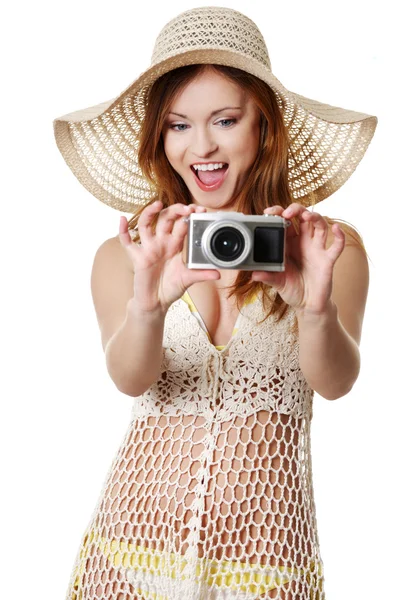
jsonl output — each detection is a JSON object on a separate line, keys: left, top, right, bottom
{"left": 72, "top": 527, "right": 324, "bottom": 599}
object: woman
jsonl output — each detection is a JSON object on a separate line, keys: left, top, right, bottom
{"left": 53, "top": 6, "right": 377, "bottom": 600}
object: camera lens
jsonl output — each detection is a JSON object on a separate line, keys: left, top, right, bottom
{"left": 210, "top": 227, "right": 245, "bottom": 261}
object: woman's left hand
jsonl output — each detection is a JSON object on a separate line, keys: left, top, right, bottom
{"left": 251, "top": 203, "right": 346, "bottom": 315}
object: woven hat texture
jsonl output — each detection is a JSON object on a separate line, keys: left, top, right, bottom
{"left": 53, "top": 6, "right": 377, "bottom": 213}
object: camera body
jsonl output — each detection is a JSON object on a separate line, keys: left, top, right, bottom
{"left": 185, "top": 211, "right": 291, "bottom": 271}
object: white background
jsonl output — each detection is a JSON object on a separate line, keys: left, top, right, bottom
{"left": 1, "top": 0, "right": 398, "bottom": 598}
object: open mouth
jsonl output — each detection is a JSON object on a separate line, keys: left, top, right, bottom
{"left": 191, "top": 163, "right": 229, "bottom": 186}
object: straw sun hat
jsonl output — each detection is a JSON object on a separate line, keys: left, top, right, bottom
{"left": 53, "top": 6, "right": 377, "bottom": 214}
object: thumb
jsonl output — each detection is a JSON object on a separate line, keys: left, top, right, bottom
{"left": 252, "top": 270, "right": 284, "bottom": 290}
{"left": 186, "top": 269, "right": 221, "bottom": 288}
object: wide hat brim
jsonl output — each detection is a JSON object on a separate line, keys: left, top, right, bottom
{"left": 53, "top": 47, "right": 377, "bottom": 213}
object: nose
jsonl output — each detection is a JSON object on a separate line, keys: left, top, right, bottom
{"left": 191, "top": 126, "right": 218, "bottom": 157}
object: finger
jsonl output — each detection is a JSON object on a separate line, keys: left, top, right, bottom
{"left": 264, "top": 205, "right": 299, "bottom": 239}
{"left": 282, "top": 203, "right": 309, "bottom": 219}
{"left": 299, "top": 210, "right": 323, "bottom": 223}
{"left": 264, "top": 206, "right": 284, "bottom": 215}
{"left": 119, "top": 215, "right": 132, "bottom": 246}
{"left": 168, "top": 205, "right": 207, "bottom": 241}
{"left": 305, "top": 212, "right": 329, "bottom": 245}
{"left": 164, "top": 215, "right": 192, "bottom": 256}
{"left": 155, "top": 203, "right": 194, "bottom": 236}
{"left": 170, "top": 207, "right": 208, "bottom": 254}
{"left": 157, "top": 203, "right": 207, "bottom": 236}
{"left": 251, "top": 269, "right": 285, "bottom": 292}
{"left": 117, "top": 215, "right": 144, "bottom": 268}
{"left": 326, "top": 223, "right": 346, "bottom": 261}
{"left": 118, "top": 214, "right": 141, "bottom": 249}
{"left": 290, "top": 205, "right": 327, "bottom": 240}
{"left": 138, "top": 200, "right": 163, "bottom": 245}
{"left": 170, "top": 212, "right": 192, "bottom": 241}
{"left": 295, "top": 211, "right": 328, "bottom": 243}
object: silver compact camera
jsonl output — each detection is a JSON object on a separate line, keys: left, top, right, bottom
{"left": 185, "top": 211, "right": 291, "bottom": 271}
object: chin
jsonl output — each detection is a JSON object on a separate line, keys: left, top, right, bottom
{"left": 193, "top": 191, "right": 237, "bottom": 210}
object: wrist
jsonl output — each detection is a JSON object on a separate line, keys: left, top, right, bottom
{"left": 295, "top": 299, "right": 338, "bottom": 325}
{"left": 127, "top": 297, "right": 168, "bottom": 320}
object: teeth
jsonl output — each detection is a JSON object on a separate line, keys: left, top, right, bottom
{"left": 192, "top": 163, "right": 226, "bottom": 171}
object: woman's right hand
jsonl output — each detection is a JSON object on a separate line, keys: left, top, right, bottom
{"left": 119, "top": 200, "right": 221, "bottom": 314}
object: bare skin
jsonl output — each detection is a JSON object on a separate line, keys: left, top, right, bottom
{"left": 181, "top": 234, "right": 243, "bottom": 346}
{"left": 91, "top": 69, "right": 316, "bottom": 599}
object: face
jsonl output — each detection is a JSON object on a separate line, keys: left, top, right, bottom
{"left": 162, "top": 68, "right": 261, "bottom": 211}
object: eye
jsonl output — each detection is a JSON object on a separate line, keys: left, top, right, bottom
{"left": 217, "top": 118, "right": 237, "bottom": 128}
{"left": 169, "top": 123, "right": 188, "bottom": 132}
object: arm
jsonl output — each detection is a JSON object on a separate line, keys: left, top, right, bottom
{"left": 91, "top": 236, "right": 167, "bottom": 397}
{"left": 296, "top": 300, "right": 360, "bottom": 400}
{"left": 295, "top": 230, "right": 369, "bottom": 400}
{"left": 105, "top": 300, "right": 166, "bottom": 397}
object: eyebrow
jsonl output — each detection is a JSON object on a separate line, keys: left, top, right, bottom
{"left": 168, "top": 106, "right": 242, "bottom": 119}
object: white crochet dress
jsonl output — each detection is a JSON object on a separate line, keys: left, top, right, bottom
{"left": 65, "top": 289, "right": 325, "bottom": 600}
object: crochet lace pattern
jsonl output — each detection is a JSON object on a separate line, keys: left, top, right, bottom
{"left": 65, "top": 291, "right": 325, "bottom": 599}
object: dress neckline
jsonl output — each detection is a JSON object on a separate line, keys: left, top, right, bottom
{"left": 180, "top": 288, "right": 259, "bottom": 353}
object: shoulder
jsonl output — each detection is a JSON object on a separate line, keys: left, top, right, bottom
{"left": 323, "top": 216, "right": 365, "bottom": 249}
{"left": 93, "top": 234, "right": 134, "bottom": 274}
{"left": 322, "top": 217, "right": 369, "bottom": 346}
{"left": 90, "top": 235, "right": 136, "bottom": 353}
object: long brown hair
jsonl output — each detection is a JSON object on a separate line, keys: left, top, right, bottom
{"left": 127, "top": 64, "right": 368, "bottom": 325}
